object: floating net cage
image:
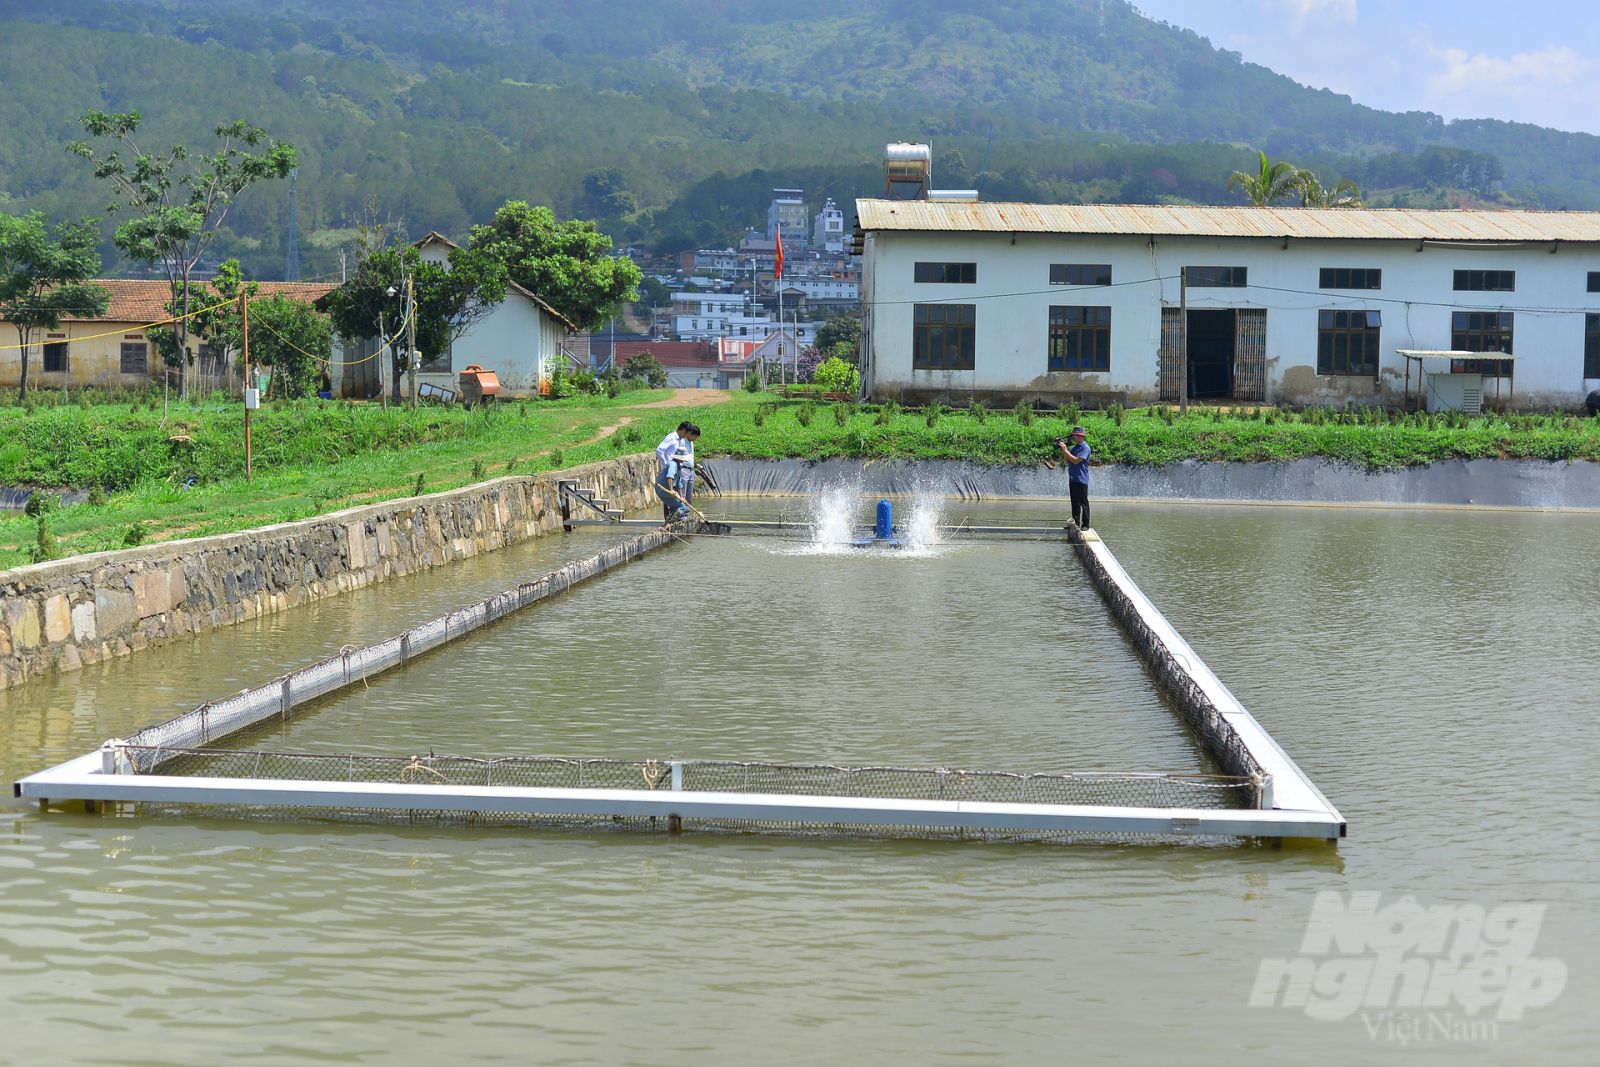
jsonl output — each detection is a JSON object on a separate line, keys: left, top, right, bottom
{"left": 17, "top": 521, "right": 1344, "bottom": 845}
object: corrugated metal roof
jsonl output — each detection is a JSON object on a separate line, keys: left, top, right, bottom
{"left": 854, "top": 199, "right": 1600, "bottom": 243}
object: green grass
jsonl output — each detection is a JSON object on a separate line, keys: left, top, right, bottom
{"left": 3, "top": 393, "right": 1598, "bottom": 568}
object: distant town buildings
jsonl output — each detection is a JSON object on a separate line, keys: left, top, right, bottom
{"left": 767, "top": 189, "right": 809, "bottom": 251}
{"left": 813, "top": 197, "right": 846, "bottom": 253}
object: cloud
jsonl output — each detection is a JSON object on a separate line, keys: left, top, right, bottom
{"left": 1284, "top": 0, "right": 1357, "bottom": 25}
{"left": 1428, "top": 45, "right": 1590, "bottom": 98}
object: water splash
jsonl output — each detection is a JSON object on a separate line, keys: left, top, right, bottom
{"left": 810, "top": 485, "right": 858, "bottom": 549}
{"left": 777, "top": 485, "right": 951, "bottom": 558}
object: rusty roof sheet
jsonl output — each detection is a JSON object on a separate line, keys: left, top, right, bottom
{"left": 854, "top": 199, "right": 1600, "bottom": 243}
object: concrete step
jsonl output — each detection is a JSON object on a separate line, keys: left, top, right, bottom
{"left": 588, "top": 498, "right": 610, "bottom": 510}
{"left": 604, "top": 509, "right": 624, "bottom": 520}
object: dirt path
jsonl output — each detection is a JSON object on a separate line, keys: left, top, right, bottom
{"left": 630, "top": 388, "right": 733, "bottom": 409}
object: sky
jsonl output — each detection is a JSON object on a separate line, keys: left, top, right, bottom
{"left": 1130, "top": 0, "right": 1600, "bottom": 135}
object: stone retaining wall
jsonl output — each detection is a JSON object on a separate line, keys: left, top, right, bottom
{"left": 0, "top": 454, "right": 659, "bottom": 690}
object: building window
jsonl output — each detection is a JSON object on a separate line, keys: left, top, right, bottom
{"left": 1317, "top": 310, "right": 1381, "bottom": 376}
{"left": 1589, "top": 272, "right": 1600, "bottom": 293}
{"left": 912, "top": 303, "right": 976, "bottom": 370}
{"left": 1451, "top": 311, "right": 1514, "bottom": 376}
{"left": 1587, "top": 314, "right": 1600, "bottom": 379}
{"left": 1319, "top": 268, "right": 1381, "bottom": 290}
{"left": 1185, "top": 266, "right": 1247, "bottom": 287}
{"left": 1049, "top": 264, "right": 1112, "bottom": 287}
{"left": 913, "top": 262, "right": 977, "bottom": 284}
{"left": 43, "top": 343, "right": 69, "bottom": 377}
{"left": 120, "top": 340, "right": 148, "bottom": 375}
{"left": 1453, "top": 269, "right": 1515, "bottom": 292}
{"left": 1047, "top": 306, "right": 1111, "bottom": 372}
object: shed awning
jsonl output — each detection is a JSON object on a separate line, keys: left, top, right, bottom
{"left": 1395, "top": 349, "right": 1516, "bottom": 360}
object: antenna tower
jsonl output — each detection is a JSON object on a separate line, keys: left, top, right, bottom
{"left": 285, "top": 167, "right": 301, "bottom": 281}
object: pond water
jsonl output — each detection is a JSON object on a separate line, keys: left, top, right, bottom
{"left": 1, "top": 496, "right": 1594, "bottom": 1065}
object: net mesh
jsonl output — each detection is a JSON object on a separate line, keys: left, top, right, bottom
{"left": 110, "top": 802, "right": 1254, "bottom": 846}
{"left": 123, "top": 746, "right": 1257, "bottom": 810}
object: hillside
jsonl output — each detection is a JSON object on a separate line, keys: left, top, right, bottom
{"left": 2, "top": 0, "right": 1597, "bottom": 281}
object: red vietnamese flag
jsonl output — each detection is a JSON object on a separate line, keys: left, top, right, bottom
{"left": 774, "top": 225, "right": 784, "bottom": 281}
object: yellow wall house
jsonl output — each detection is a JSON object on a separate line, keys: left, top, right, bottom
{"left": 0, "top": 279, "right": 334, "bottom": 391}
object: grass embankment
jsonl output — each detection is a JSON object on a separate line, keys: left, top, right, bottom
{"left": 3, "top": 391, "right": 1599, "bottom": 568}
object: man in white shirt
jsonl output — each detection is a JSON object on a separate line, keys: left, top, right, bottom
{"left": 654, "top": 421, "right": 700, "bottom": 522}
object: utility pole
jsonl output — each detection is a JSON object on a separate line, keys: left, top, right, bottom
{"left": 405, "top": 272, "right": 418, "bottom": 408}
{"left": 241, "top": 290, "right": 253, "bottom": 480}
{"left": 1179, "top": 266, "right": 1189, "bottom": 417}
{"left": 377, "top": 308, "right": 388, "bottom": 409}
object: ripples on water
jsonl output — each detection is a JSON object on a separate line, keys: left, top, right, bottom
{"left": 2, "top": 498, "right": 1596, "bottom": 1064}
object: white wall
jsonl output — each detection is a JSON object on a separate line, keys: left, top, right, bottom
{"left": 864, "top": 230, "right": 1600, "bottom": 408}
{"left": 414, "top": 296, "right": 564, "bottom": 396}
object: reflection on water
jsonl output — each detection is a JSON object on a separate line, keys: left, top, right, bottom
{"left": 2, "top": 498, "right": 1596, "bottom": 1064}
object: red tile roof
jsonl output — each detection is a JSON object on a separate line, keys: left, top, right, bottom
{"left": 605, "top": 340, "right": 716, "bottom": 367}
{"left": 59, "top": 279, "right": 337, "bottom": 325}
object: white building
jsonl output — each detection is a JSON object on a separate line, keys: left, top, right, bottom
{"left": 813, "top": 197, "right": 846, "bottom": 253}
{"left": 670, "top": 290, "right": 819, "bottom": 346}
{"left": 855, "top": 200, "right": 1600, "bottom": 410}
{"left": 414, "top": 232, "right": 575, "bottom": 395}
{"left": 785, "top": 275, "right": 859, "bottom": 304}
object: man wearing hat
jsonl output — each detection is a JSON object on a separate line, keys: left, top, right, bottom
{"left": 1055, "top": 426, "right": 1092, "bottom": 530}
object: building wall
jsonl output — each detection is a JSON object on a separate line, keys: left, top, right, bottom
{"left": 0, "top": 325, "right": 172, "bottom": 390}
{"left": 864, "top": 231, "right": 1600, "bottom": 408}
{"left": 445, "top": 296, "right": 559, "bottom": 395}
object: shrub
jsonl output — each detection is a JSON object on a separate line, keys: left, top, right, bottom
{"left": 29, "top": 519, "right": 59, "bottom": 563}
{"left": 1014, "top": 400, "right": 1034, "bottom": 426}
{"left": 743, "top": 367, "right": 764, "bottom": 392}
{"left": 621, "top": 352, "right": 668, "bottom": 389}
{"left": 548, "top": 449, "right": 564, "bottom": 468}
{"left": 413, "top": 472, "right": 426, "bottom": 496}
{"left": 471, "top": 460, "right": 486, "bottom": 481}
{"left": 875, "top": 401, "right": 898, "bottom": 426}
{"left": 813, "top": 356, "right": 861, "bottom": 397}
{"left": 922, "top": 402, "right": 942, "bottom": 427}
{"left": 970, "top": 400, "right": 987, "bottom": 423}
{"left": 23, "top": 490, "right": 56, "bottom": 517}
{"left": 1107, "top": 403, "right": 1125, "bottom": 426}
{"left": 833, "top": 402, "right": 849, "bottom": 426}
{"left": 122, "top": 521, "right": 149, "bottom": 547}
{"left": 795, "top": 405, "right": 814, "bottom": 427}
{"left": 87, "top": 484, "right": 106, "bottom": 507}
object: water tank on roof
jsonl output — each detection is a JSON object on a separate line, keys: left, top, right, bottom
{"left": 884, "top": 142, "right": 932, "bottom": 200}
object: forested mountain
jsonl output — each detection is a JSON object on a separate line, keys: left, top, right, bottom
{"left": 2, "top": 0, "right": 1597, "bottom": 281}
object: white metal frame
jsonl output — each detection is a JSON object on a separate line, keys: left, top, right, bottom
{"left": 14, "top": 526, "right": 1346, "bottom": 843}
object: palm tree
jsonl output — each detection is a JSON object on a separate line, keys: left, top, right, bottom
{"left": 1227, "top": 150, "right": 1304, "bottom": 206}
{"left": 1293, "top": 171, "right": 1364, "bottom": 209}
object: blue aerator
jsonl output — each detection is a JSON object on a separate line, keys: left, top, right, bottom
{"left": 849, "top": 499, "right": 907, "bottom": 548}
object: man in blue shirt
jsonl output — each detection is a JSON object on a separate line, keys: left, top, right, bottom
{"left": 1055, "top": 425, "right": 1092, "bottom": 530}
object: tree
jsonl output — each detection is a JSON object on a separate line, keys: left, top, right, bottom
{"left": 636, "top": 275, "right": 672, "bottom": 308}
{"left": 148, "top": 259, "right": 257, "bottom": 386}
{"left": 0, "top": 212, "right": 109, "bottom": 401}
{"left": 248, "top": 294, "right": 332, "bottom": 398}
{"left": 621, "top": 351, "right": 667, "bottom": 388}
{"left": 467, "top": 201, "right": 641, "bottom": 331}
{"left": 323, "top": 238, "right": 506, "bottom": 404}
{"left": 67, "top": 110, "right": 295, "bottom": 396}
{"left": 814, "top": 314, "right": 861, "bottom": 362}
{"left": 1227, "top": 150, "right": 1304, "bottom": 206}
{"left": 1294, "top": 171, "right": 1363, "bottom": 209}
